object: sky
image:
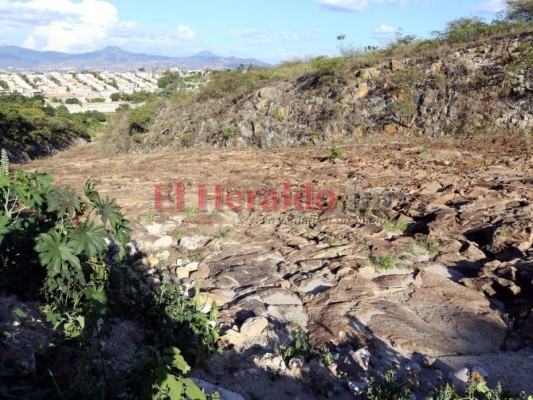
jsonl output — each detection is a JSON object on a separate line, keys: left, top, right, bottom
{"left": 0, "top": 0, "right": 508, "bottom": 63}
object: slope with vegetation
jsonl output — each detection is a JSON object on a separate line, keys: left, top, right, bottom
{"left": 105, "top": 2, "right": 532, "bottom": 153}
{"left": 0, "top": 94, "right": 106, "bottom": 162}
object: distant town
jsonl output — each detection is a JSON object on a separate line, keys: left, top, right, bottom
{"left": 0, "top": 68, "right": 208, "bottom": 112}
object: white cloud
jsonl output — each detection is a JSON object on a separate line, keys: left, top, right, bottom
{"left": 374, "top": 24, "right": 397, "bottom": 33}
{"left": 23, "top": 34, "right": 37, "bottom": 49}
{"left": 176, "top": 25, "right": 197, "bottom": 41}
{"left": 472, "top": 0, "right": 506, "bottom": 13}
{"left": 233, "top": 28, "right": 301, "bottom": 45}
{"left": 317, "top": 0, "right": 368, "bottom": 12}
{"left": 234, "top": 28, "right": 271, "bottom": 44}
{"left": 317, "top": 0, "right": 411, "bottom": 12}
{"left": 234, "top": 28, "right": 267, "bottom": 38}
{"left": 279, "top": 32, "right": 300, "bottom": 41}
{"left": 0, "top": 0, "right": 119, "bottom": 51}
{"left": 0, "top": 0, "right": 198, "bottom": 52}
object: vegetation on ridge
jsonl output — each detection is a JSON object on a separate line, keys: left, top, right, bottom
{"left": 104, "top": 0, "right": 533, "bottom": 154}
{"left": 0, "top": 94, "right": 109, "bottom": 162}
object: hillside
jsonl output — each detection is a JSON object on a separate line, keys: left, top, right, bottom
{"left": 107, "top": 31, "right": 532, "bottom": 153}
{"left": 0, "top": 46, "right": 269, "bottom": 71}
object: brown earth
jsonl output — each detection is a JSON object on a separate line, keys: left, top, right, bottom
{"left": 24, "top": 136, "right": 533, "bottom": 398}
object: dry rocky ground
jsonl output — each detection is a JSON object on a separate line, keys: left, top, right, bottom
{"left": 23, "top": 135, "right": 533, "bottom": 399}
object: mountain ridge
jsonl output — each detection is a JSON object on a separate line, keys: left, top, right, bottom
{"left": 0, "top": 45, "right": 269, "bottom": 71}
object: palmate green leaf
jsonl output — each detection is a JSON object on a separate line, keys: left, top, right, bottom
{"left": 95, "top": 195, "right": 123, "bottom": 228}
{"left": 83, "top": 180, "right": 101, "bottom": 205}
{"left": 69, "top": 219, "right": 108, "bottom": 259}
{"left": 47, "top": 186, "right": 81, "bottom": 218}
{"left": 33, "top": 171, "right": 54, "bottom": 192}
{"left": 114, "top": 221, "right": 132, "bottom": 245}
{"left": 35, "top": 231, "right": 81, "bottom": 275}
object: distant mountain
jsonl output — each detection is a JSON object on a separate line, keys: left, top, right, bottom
{"left": 0, "top": 46, "right": 269, "bottom": 71}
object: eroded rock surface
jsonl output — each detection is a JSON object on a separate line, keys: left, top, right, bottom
{"left": 26, "top": 137, "right": 533, "bottom": 397}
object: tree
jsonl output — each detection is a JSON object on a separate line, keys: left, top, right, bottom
{"left": 506, "top": 0, "right": 533, "bottom": 21}
{"left": 437, "top": 17, "right": 491, "bottom": 43}
{"left": 110, "top": 92, "right": 122, "bottom": 102}
{"left": 65, "top": 98, "right": 81, "bottom": 105}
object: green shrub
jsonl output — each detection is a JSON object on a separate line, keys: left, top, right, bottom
{"left": 65, "top": 98, "right": 81, "bottom": 105}
{"left": 0, "top": 94, "right": 90, "bottom": 161}
{"left": 436, "top": 17, "right": 492, "bottom": 44}
{"left": 328, "top": 145, "right": 343, "bottom": 161}
{"left": 387, "top": 99, "right": 417, "bottom": 119}
{"left": 367, "top": 370, "right": 412, "bottom": 400}
{"left": 370, "top": 255, "right": 395, "bottom": 270}
{"left": 127, "top": 103, "right": 156, "bottom": 134}
{"left": 391, "top": 69, "right": 424, "bottom": 89}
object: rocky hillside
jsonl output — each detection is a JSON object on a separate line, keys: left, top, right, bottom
{"left": 123, "top": 33, "right": 532, "bottom": 151}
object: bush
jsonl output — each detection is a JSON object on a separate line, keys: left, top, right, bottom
{"left": 328, "top": 145, "right": 343, "bottom": 161}
{"left": 437, "top": 17, "right": 492, "bottom": 44}
{"left": 0, "top": 94, "right": 89, "bottom": 161}
{"left": 65, "top": 98, "right": 81, "bottom": 105}
{"left": 127, "top": 103, "right": 156, "bottom": 134}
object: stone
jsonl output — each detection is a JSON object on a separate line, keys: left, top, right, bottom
{"left": 146, "top": 276, "right": 161, "bottom": 288}
{"left": 289, "top": 355, "right": 305, "bottom": 370}
{"left": 180, "top": 237, "right": 199, "bottom": 251}
{"left": 197, "top": 262, "right": 210, "bottom": 278}
{"left": 175, "top": 262, "right": 199, "bottom": 279}
{"left": 152, "top": 235, "right": 173, "bottom": 250}
{"left": 354, "top": 83, "right": 370, "bottom": 99}
{"left": 351, "top": 348, "right": 371, "bottom": 371}
{"left": 158, "top": 250, "right": 170, "bottom": 261}
{"left": 348, "top": 380, "right": 367, "bottom": 395}
{"left": 423, "top": 356, "right": 437, "bottom": 368}
{"left": 240, "top": 317, "right": 268, "bottom": 337}
{"left": 450, "top": 367, "right": 469, "bottom": 393}
{"left": 358, "top": 265, "right": 375, "bottom": 280}
{"left": 420, "top": 181, "right": 442, "bottom": 195}
{"left": 298, "top": 275, "right": 336, "bottom": 294}
{"left": 407, "top": 362, "right": 422, "bottom": 373}
{"left": 258, "top": 353, "right": 286, "bottom": 371}
{"left": 146, "top": 223, "right": 163, "bottom": 235}
{"left": 191, "top": 378, "right": 245, "bottom": 400}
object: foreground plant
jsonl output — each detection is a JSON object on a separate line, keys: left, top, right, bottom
{"left": 0, "top": 150, "right": 215, "bottom": 399}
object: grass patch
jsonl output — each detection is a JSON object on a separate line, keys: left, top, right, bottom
{"left": 370, "top": 255, "right": 395, "bottom": 270}
{"left": 213, "top": 227, "right": 232, "bottom": 239}
{"left": 382, "top": 219, "right": 411, "bottom": 233}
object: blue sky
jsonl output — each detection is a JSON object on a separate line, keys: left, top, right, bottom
{"left": 0, "top": 0, "right": 508, "bottom": 63}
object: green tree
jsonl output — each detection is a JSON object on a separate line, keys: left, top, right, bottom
{"left": 65, "top": 98, "right": 81, "bottom": 105}
{"left": 506, "top": 0, "right": 533, "bottom": 21}
{"left": 438, "top": 17, "right": 491, "bottom": 43}
{"left": 110, "top": 92, "right": 122, "bottom": 101}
